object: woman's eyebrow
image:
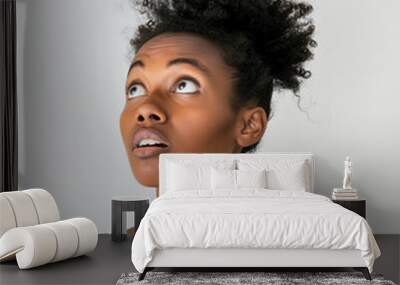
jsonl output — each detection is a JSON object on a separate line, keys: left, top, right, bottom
{"left": 128, "top": 57, "right": 211, "bottom": 78}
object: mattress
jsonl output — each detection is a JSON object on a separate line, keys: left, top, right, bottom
{"left": 131, "top": 189, "right": 381, "bottom": 273}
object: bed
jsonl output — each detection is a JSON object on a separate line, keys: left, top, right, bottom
{"left": 131, "top": 153, "right": 381, "bottom": 281}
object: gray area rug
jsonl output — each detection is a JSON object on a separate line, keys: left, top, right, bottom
{"left": 116, "top": 271, "right": 396, "bottom": 285}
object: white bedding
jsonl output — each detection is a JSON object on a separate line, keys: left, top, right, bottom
{"left": 131, "top": 189, "right": 381, "bottom": 273}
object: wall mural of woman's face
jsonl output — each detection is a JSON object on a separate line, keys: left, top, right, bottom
{"left": 120, "top": 32, "right": 266, "bottom": 190}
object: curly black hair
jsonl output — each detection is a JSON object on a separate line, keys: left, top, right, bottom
{"left": 129, "top": 0, "right": 316, "bottom": 153}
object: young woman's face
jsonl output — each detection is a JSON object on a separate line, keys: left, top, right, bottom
{"left": 120, "top": 32, "right": 242, "bottom": 188}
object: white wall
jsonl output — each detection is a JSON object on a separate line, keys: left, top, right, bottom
{"left": 16, "top": 0, "right": 400, "bottom": 234}
{"left": 16, "top": 0, "right": 153, "bottom": 234}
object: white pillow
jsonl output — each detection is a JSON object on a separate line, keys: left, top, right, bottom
{"left": 166, "top": 159, "right": 236, "bottom": 192}
{"left": 237, "top": 159, "right": 309, "bottom": 191}
{"left": 211, "top": 168, "right": 236, "bottom": 190}
{"left": 167, "top": 162, "right": 210, "bottom": 191}
{"left": 236, "top": 169, "right": 267, "bottom": 188}
{"left": 211, "top": 168, "right": 267, "bottom": 190}
{"left": 266, "top": 162, "right": 307, "bottom": 191}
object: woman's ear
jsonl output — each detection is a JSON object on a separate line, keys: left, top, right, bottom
{"left": 235, "top": 106, "right": 268, "bottom": 149}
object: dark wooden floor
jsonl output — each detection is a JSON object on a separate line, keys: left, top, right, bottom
{"left": 0, "top": 234, "right": 398, "bottom": 285}
{"left": 0, "top": 235, "right": 134, "bottom": 285}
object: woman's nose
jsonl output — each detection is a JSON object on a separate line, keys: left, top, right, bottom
{"left": 135, "top": 103, "right": 166, "bottom": 126}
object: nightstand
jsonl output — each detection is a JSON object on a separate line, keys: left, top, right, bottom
{"left": 111, "top": 195, "right": 149, "bottom": 242}
{"left": 332, "top": 199, "right": 366, "bottom": 219}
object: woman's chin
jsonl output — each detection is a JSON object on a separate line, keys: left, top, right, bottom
{"left": 131, "top": 156, "right": 160, "bottom": 188}
{"left": 134, "top": 173, "right": 159, "bottom": 188}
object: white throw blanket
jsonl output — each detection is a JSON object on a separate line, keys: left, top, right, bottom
{"left": 131, "top": 189, "right": 381, "bottom": 273}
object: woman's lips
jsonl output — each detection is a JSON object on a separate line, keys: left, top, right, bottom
{"left": 131, "top": 128, "right": 170, "bottom": 159}
{"left": 133, "top": 145, "right": 169, "bottom": 158}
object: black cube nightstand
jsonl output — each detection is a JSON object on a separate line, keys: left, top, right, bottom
{"left": 332, "top": 199, "right": 366, "bottom": 219}
{"left": 111, "top": 196, "right": 149, "bottom": 242}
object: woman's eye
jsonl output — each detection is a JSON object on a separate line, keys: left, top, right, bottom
{"left": 174, "top": 79, "right": 199, "bottom": 94}
{"left": 127, "top": 83, "right": 146, "bottom": 99}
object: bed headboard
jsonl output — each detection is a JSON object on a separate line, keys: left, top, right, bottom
{"left": 159, "top": 152, "right": 315, "bottom": 196}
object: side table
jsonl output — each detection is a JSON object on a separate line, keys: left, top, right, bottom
{"left": 111, "top": 195, "right": 149, "bottom": 242}
{"left": 332, "top": 199, "right": 366, "bottom": 219}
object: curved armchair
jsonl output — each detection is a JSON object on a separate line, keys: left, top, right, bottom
{"left": 0, "top": 189, "right": 98, "bottom": 269}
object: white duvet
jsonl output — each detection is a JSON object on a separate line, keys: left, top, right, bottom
{"left": 131, "top": 189, "right": 381, "bottom": 273}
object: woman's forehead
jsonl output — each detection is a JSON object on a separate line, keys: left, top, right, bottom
{"left": 134, "top": 32, "right": 225, "bottom": 66}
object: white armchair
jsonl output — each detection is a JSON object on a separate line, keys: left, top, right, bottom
{"left": 0, "top": 188, "right": 98, "bottom": 269}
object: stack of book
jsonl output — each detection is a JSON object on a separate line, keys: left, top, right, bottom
{"left": 332, "top": 188, "right": 358, "bottom": 200}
